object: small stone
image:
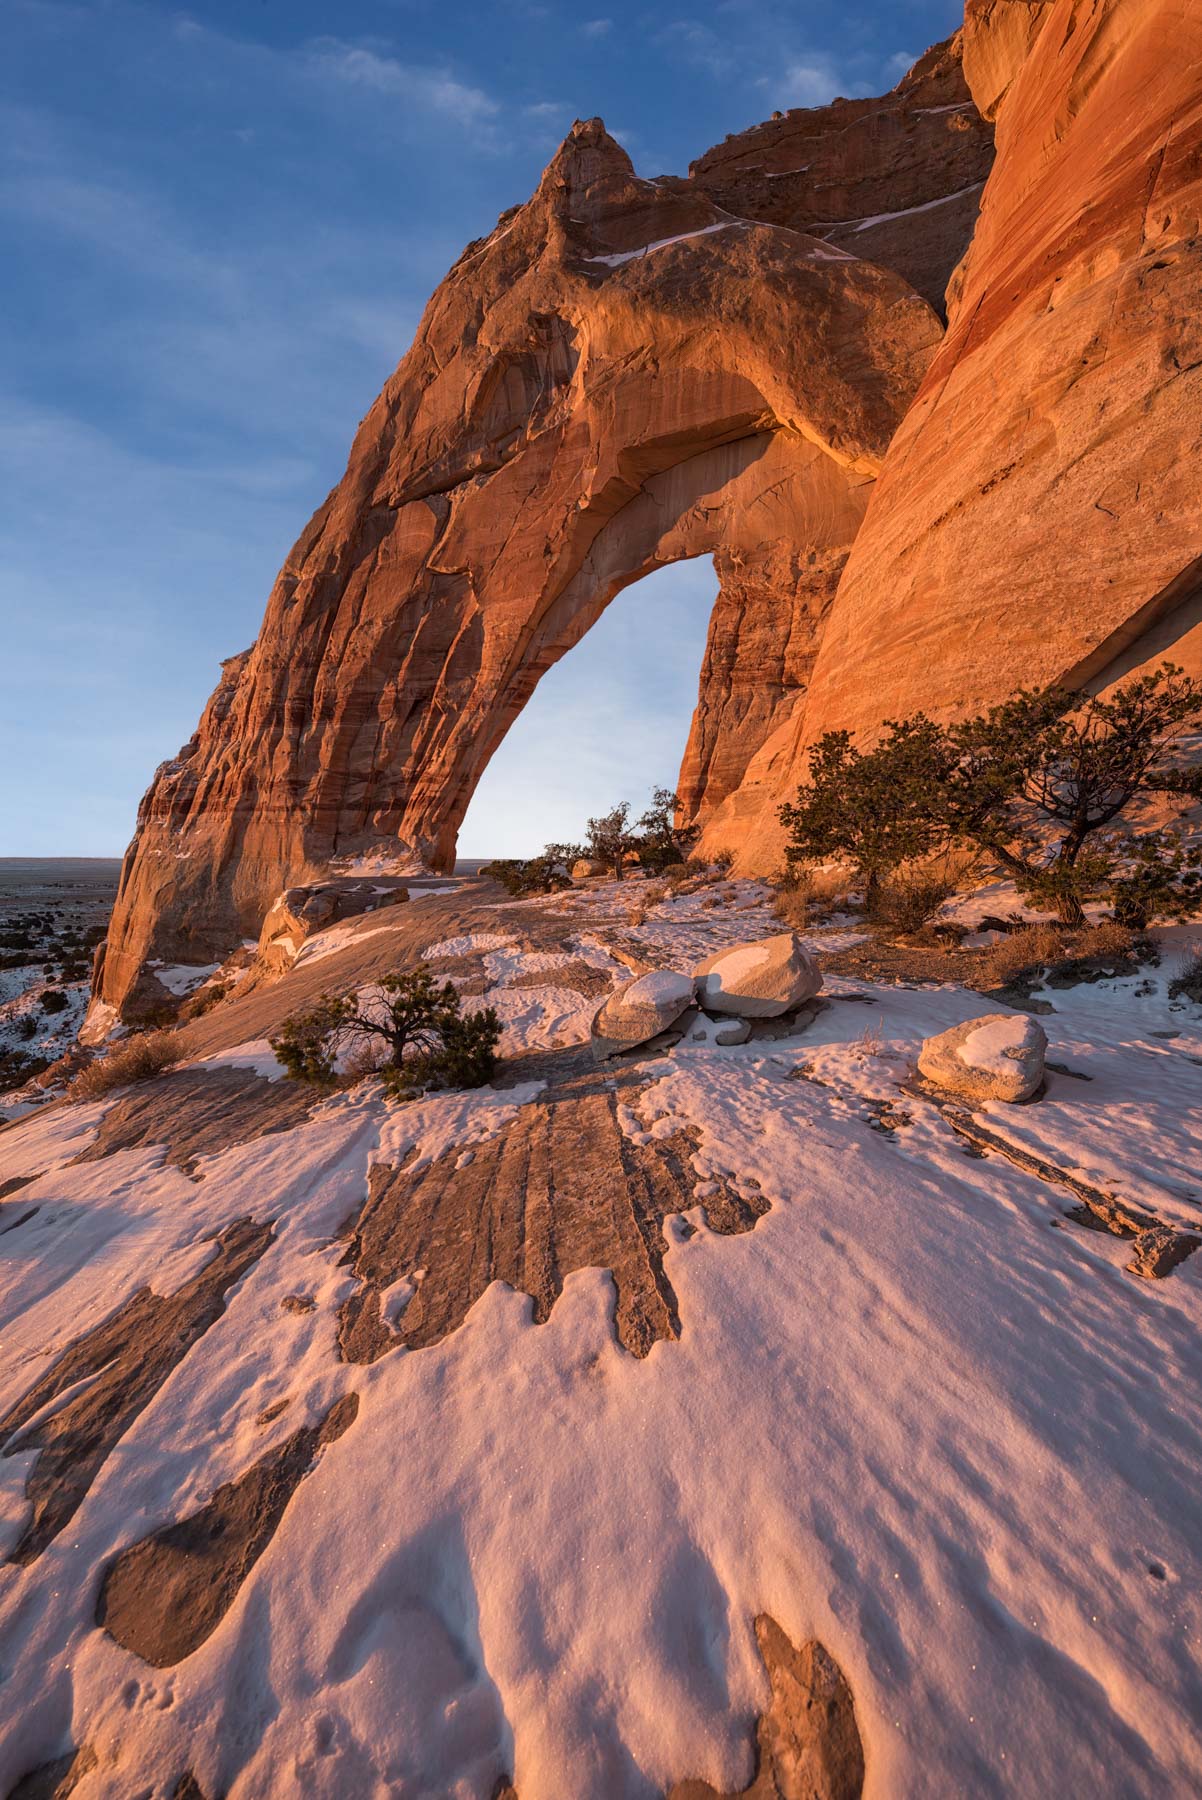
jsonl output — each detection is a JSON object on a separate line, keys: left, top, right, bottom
{"left": 918, "top": 1012, "right": 1047, "bottom": 1103}
{"left": 1125, "top": 1226, "right": 1202, "bottom": 1280}
{"left": 684, "top": 1012, "right": 752, "bottom": 1047}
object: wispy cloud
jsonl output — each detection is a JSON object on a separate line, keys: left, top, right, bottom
{"left": 652, "top": 19, "right": 726, "bottom": 77}
{"left": 883, "top": 49, "right": 917, "bottom": 83}
{"left": 769, "top": 57, "right": 846, "bottom": 107}
{"left": 580, "top": 18, "right": 613, "bottom": 37}
{"left": 302, "top": 40, "right": 499, "bottom": 123}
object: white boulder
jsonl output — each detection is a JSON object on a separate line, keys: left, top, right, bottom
{"left": 918, "top": 1012, "right": 1047, "bottom": 1103}
{"left": 591, "top": 970, "right": 696, "bottom": 1060}
{"left": 694, "top": 932, "right": 822, "bottom": 1018}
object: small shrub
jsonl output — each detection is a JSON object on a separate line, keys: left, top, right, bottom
{"left": 270, "top": 967, "right": 502, "bottom": 1098}
{"left": 873, "top": 873, "right": 953, "bottom": 935}
{"left": 68, "top": 1028, "right": 188, "bottom": 1101}
{"left": 0, "top": 1049, "right": 50, "bottom": 1094}
{"left": 396, "top": 1007, "right": 502, "bottom": 1096}
{"left": 39, "top": 989, "right": 70, "bottom": 1016}
{"left": 986, "top": 920, "right": 1137, "bottom": 990}
{"left": 1074, "top": 921, "right": 1137, "bottom": 962}
{"left": 486, "top": 844, "right": 582, "bottom": 897}
{"left": 710, "top": 848, "right": 735, "bottom": 873}
{"left": 180, "top": 980, "right": 230, "bottom": 1022}
{"left": 985, "top": 924, "right": 1065, "bottom": 987}
{"left": 1168, "top": 948, "right": 1202, "bottom": 1004}
{"left": 772, "top": 887, "right": 809, "bottom": 930}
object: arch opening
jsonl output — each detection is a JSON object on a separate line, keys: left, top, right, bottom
{"left": 457, "top": 558, "right": 720, "bottom": 859}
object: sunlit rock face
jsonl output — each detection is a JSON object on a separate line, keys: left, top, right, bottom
{"left": 757, "top": 0, "right": 1202, "bottom": 874}
{"left": 96, "top": 46, "right": 986, "bottom": 1022}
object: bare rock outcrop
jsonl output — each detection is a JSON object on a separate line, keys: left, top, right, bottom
{"left": 689, "top": 34, "right": 994, "bottom": 313}
{"left": 669, "top": 1616, "right": 865, "bottom": 1800}
{"left": 255, "top": 877, "right": 409, "bottom": 977}
{"left": 92, "top": 56, "right": 983, "bottom": 1025}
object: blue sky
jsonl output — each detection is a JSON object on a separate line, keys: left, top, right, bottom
{"left": 1, "top": 0, "right": 961, "bottom": 857}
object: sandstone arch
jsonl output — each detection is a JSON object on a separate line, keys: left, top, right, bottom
{"left": 94, "top": 116, "right": 956, "bottom": 1022}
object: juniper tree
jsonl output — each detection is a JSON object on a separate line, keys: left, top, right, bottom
{"left": 270, "top": 967, "right": 501, "bottom": 1098}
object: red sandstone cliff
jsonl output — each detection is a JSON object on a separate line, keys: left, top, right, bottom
{"left": 93, "top": 47, "right": 985, "bottom": 1025}
{"left": 91, "top": 7, "right": 1200, "bottom": 1027}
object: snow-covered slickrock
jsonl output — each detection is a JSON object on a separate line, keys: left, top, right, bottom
{"left": 4, "top": 874, "right": 1202, "bottom": 1797}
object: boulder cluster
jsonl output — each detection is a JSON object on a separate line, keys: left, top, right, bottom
{"left": 591, "top": 931, "right": 822, "bottom": 1061}
{"left": 592, "top": 932, "right": 1051, "bottom": 1111}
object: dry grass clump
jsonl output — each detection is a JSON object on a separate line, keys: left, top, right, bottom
{"left": 1168, "top": 944, "right": 1202, "bottom": 1004}
{"left": 987, "top": 920, "right": 1136, "bottom": 988}
{"left": 68, "top": 1028, "right": 190, "bottom": 1101}
{"left": 772, "top": 864, "right": 853, "bottom": 927}
{"left": 873, "top": 873, "right": 953, "bottom": 935}
{"left": 772, "top": 887, "right": 809, "bottom": 930}
{"left": 179, "top": 980, "right": 229, "bottom": 1022}
{"left": 986, "top": 923, "right": 1065, "bottom": 986}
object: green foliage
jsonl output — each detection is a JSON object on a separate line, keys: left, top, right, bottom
{"left": 938, "top": 666, "right": 1202, "bottom": 923}
{"left": 486, "top": 842, "right": 584, "bottom": 897}
{"left": 778, "top": 717, "right": 953, "bottom": 904}
{"left": 635, "top": 787, "right": 700, "bottom": 874}
{"left": 381, "top": 1004, "right": 501, "bottom": 1097}
{"left": 270, "top": 967, "right": 501, "bottom": 1098}
{"left": 779, "top": 665, "right": 1202, "bottom": 926}
{"left": 585, "top": 803, "right": 637, "bottom": 880}
{"left": 269, "top": 994, "right": 352, "bottom": 1086}
{"left": 1106, "top": 831, "right": 1202, "bottom": 929}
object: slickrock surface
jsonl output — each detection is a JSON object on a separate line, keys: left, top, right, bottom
{"left": 779, "top": 0, "right": 1202, "bottom": 861}
{"left": 337, "top": 1072, "right": 766, "bottom": 1364}
{"left": 0, "top": 1218, "right": 273, "bottom": 1565}
{"left": 92, "top": 48, "right": 988, "bottom": 1024}
{"left": 2, "top": 873, "right": 1202, "bottom": 1796}
{"left": 97, "top": 1393, "right": 360, "bottom": 1666}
